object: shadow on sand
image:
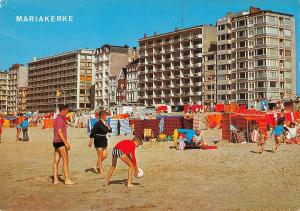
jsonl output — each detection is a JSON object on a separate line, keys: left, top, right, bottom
{"left": 85, "top": 168, "right": 99, "bottom": 174}
{"left": 109, "top": 179, "right": 140, "bottom": 186}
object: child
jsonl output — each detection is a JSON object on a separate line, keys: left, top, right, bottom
{"left": 257, "top": 129, "right": 266, "bottom": 153}
{"left": 105, "top": 137, "right": 142, "bottom": 187}
{"left": 271, "top": 121, "right": 285, "bottom": 152}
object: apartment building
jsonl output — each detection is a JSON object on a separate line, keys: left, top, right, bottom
{"left": 18, "top": 87, "right": 27, "bottom": 112}
{"left": 126, "top": 59, "right": 139, "bottom": 103}
{"left": 116, "top": 68, "right": 127, "bottom": 105}
{"left": 27, "top": 49, "right": 95, "bottom": 113}
{"left": 94, "top": 44, "right": 137, "bottom": 109}
{"left": 217, "top": 7, "right": 296, "bottom": 105}
{"left": 0, "top": 71, "right": 8, "bottom": 113}
{"left": 7, "top": 64, "right": 28, "bottom": 114}
{"left": 138, "top": 25, "right": 217, "bottom": 107}
{"left": 202, "top": 43, "right": 217, "bottom": 104}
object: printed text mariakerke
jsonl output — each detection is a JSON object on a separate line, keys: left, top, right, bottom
{"left": 16, "top": 16, "right": 74, "bottom": 23}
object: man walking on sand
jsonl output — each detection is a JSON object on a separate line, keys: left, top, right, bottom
{"left": 52, "top": 104, "right": 75, "bottom": 185}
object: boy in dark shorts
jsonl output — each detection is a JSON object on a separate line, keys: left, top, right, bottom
{"left": 52, "top": 104, "right": 75, "bottom": 185}
{"left": 105, "top": 137, "right": 142, "bottom": 187}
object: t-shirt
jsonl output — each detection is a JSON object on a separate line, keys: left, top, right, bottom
{"left": 114, "top": 140, "right": 137, "bottom": 166}
{"left": 53, "top": 115, "right": 67, "bottom": 143}
{"left": 21, "top": 119, "right": 29, "bottom": 128}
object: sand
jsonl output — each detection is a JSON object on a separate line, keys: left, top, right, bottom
{"left": 0, "top": 127, "right": 300, "bottom": 210}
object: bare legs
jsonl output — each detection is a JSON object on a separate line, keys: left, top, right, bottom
{"left": 53, "top": 149, "right": 62, "bottom": 184}
{"left": 16, "top": 128, "right": 21, "bottom": 141}
{"left": 52, "top": 146, "right": 75, "bottom": 185}
{"left": 96, "top": 148, "right": 107, "bottom": 175}
{"left": 105, "top": 156, "right": 117, "bottom": 186}
{"left": 106, "top": 154, "right": 134, "bottom": 187}
{"left": 273, "top": 137, "right": 281, "bottom": 152}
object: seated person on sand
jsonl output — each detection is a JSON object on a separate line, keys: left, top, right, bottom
{"left": 284, "top": 122, "right": 300, "bottom": 144}
{"left": 191, "top": 129, "right": 208, "bottom": 148}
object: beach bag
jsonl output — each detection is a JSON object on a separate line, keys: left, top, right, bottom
{"left": 178, "top": 141, "right": 185, "bottom": 150}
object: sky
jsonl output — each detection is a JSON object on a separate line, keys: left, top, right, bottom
{"left": 0, "top": 0, "right": 299, "bottom": 92}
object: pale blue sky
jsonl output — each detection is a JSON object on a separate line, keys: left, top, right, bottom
{"left": 0, "top": 0, "right": 299, "bottom": 93}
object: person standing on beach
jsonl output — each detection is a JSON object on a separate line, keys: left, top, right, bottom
{"left": 21, "top": 116, "right": 29, "bottom": 141}
{"left": 271, "top": 120, "right": 285, "bottom": 152}
{"left": 88, "top": 110, "right": 112, "bottom": 176}
{"left": 52, "top": 105, "right": 75, "bottom": 185}
{"left": 16, "top": 113, "right": 23, "bottom": 141}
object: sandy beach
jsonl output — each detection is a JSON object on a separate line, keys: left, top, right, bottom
{"left": 0, "top": 127, "right": 300, "bottom": 210}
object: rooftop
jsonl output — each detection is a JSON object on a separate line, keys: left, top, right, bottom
{"left": 138, "top": 24, "right": 215, "bottom": 41}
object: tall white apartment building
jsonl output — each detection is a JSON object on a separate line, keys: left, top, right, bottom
{"left": 216, "top": 7, "right": 296, "bottom": 105}
{"left": 138, "top": 25, "right": 217, "bottom": 107}
{"left": 126, "top": 59, "right": 139, "bottom": 103}
{"left": 0, "top": 71, "right": 8, "bottom": 113}
{"left": 94, "top": 44, "right": 137, "bottom": 109}
{"left": 27, "top": 49, "right": 95, "bottom": 113}
{"left": 7, "top": 64, "right": 28, "bottom": 114}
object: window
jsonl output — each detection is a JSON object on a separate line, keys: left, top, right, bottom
{"left": 240, "top": 51, "right": 246, "bottom": 58}
{"left": 285, "top": 82, "right": 291, "bottom": 89}
{"left": 284, "top": 72, "right": 291, "bottom": 79}
{"left": 270, "top": 70, "right": 277, "bottom": 77}
{"left": 239, "top": 93, "right": 246, "bottom": 99}
{"left": 285, "top": 50, "right": 291, "bottom": 57}
{"left": 249, "top": 40, "right": 254, "bottom": 47}
{"left": 266, "top": 27, "right": 278, "bottom": 35}
{"left": 285, "top": 40, "right": 291, "bottom": 47}
{"left": 248, "top": 19, "right": 253, "bottom": 25}
{"left": 256, "top": 60, "right": 265, "bottom": 66}
{"left": 283, "top": 18, "right": 291, "bottom": 26}
{"left": 268, "top": 48, "right": 278, "bottom": 57}
{"left": 218, "top": 24, "right": 225, "bottom": 31}
{"left": 239, "top": 41, "right": 246, "bottom": 48}
{"left": 256, "top": 16, "right": 264, "bottom": 23}
{"left": 207, "top": 65, "right": 214, "bottom": 70}
{"left": 256, "top": 27, "right": 265, "bottom": 34}
{"left": 256, "top": 38, "right": 265, "bottom": 45}
{"left": 239, "top": 72, "right": 246, "bottom": 78}
{"left": 256, "top": 48, "right": 266, "bottom": 55}
{"left": 257, "top": 82, "right": 265, "bottom": 88}
{"left": 267, "top": 38, "right": 278, "bottom": 45}
{"left": 238, "top": 30, "right": 246, "bottom": 37}
{"left": 268, "top": 59, "right": 277, "bottom": 67}
{"left": 248, "top": 30, "right": 253, "bottom": 36}
{"left": 284, "top": 61, "right": 291, "bottom": 68}
{"left": 285, "top": 29, "right": 291, "bottom": 36}
{"left": 267, "top": 16, "right": 276, "bottom": 24}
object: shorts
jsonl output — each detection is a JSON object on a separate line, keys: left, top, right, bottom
{"left": 16, "top": 125, "right": 22, "bottom": 129}
{"left": 94, "top": 137, "right": 108, "bottom": 149}
{"left": 112, "top": 148, "right": 123, "bottom": 157}
{"left": 53, "top": 142, "right": 65, "bottom": 149}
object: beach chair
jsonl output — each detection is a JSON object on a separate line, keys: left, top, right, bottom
{"left": 143, "top": 128, "right": 153, "bottom": 142}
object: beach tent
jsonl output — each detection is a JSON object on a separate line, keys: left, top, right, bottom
{"left": 207, "top": 113, "right": 222, "bottom": 128}
{"left": 110, "top": 119, "right": 131, "bottom": 135}
{"left": 222, "top": 110, "right": 267, "bottom": 141}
